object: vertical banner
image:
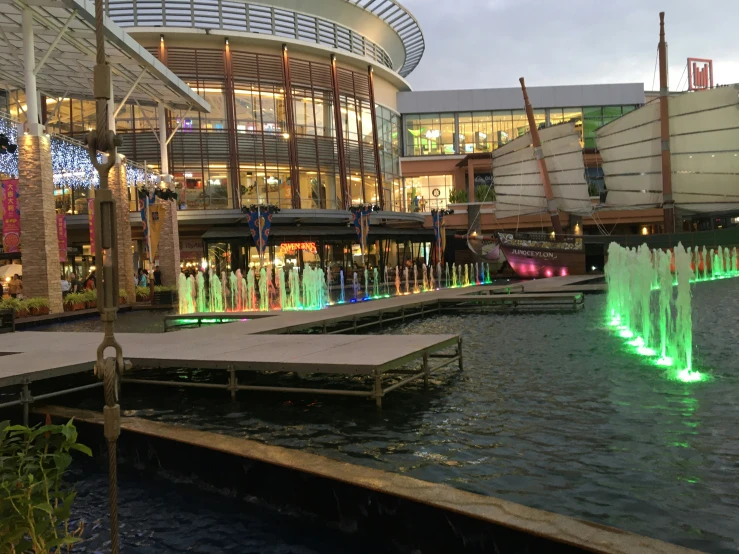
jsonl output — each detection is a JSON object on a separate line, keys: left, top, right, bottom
{"left": 1, "top": 179, "right": 20, "bottom": 252}
{"left": 139, "top": 194, "right": 150, "bottom": 261}
{"left": 351, "top": 206, "right": 373, "bottom": 257}
{"left": 56, "top": 213, "right": 67, "bottom": 263}
{"left": 246, "top": 206, "right": 272, "bottom": 262}
{"left": 88, "top": 198, "right": 96, "bottom": 254}
{"left": 149, "top": 201, "right": 165, "bottom": 263}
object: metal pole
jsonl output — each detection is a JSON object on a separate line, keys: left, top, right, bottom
{"left": 21, "top": 8, "right": 39, "bottom": 129}
{"left": 658, "top": 12, "right": 675, "bottom": 234}
{"left": 519, "top": 77, "right": 563, "bottom": 235}
{"left": 158, "top": 103, "right": 169, "bottom": 175}
{"left": 87, "top": 0, "right": 124, "bottom": 551}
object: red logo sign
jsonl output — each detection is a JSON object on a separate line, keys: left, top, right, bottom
{"left": 687, "top": 58, "right": 713, "bottom": 90}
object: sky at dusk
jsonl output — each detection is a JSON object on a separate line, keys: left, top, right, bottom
{"left": 401, "top": 0, "right": 739, "bottom": 92}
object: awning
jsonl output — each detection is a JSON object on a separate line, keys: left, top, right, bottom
{"left": 0, "top": 0, "right": 209, "bottom": 111}
{"left": 202, "top": 225, "right": 433, "bottom": 241}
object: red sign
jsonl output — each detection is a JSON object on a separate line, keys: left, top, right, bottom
{"left": 1, "top": 179, "right": 20, "bottom": 253}
{"left": 279, "top": 241, "right": 318, "bottom": 255}
{"left": 687, "top": 58, "right": 713, "bottom": 90}
{"left": 88, "top": 198, "right": 95, "bottom": 254}
{"left": 56, "top": 213, "right": 67, "bottom": 263}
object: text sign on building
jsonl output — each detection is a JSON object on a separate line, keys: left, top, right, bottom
{"left": 280, "top": 242, "right": 318, "bottom": 255}
{"left": 687, "top": 58, "right": 713, "bottom": 91}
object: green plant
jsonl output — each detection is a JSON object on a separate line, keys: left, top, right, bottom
{"left": 135, "top": 286, "right": 151, "bottom": 298}
{"left": 25, "top": 298, "right": 50, "bottom": 310}
{"left": 0, "top": 419, "right": 91, "bottom": 553}
{"left": 154, "top": 285, "right": 177, "bottom": 293}
{"left": 119, "top": 289, "right": 129, "bottom": 301}
{"left": 475, "top": 184, "right": 496, "bottom": 202}
{"left": 0, "top": 297, "right": 22, "bottom": 312}
{"left": 448, "top": 189, "right": 468, "bottom": 204}
{"left": 63, "top": 293, "right": 82, "bottom": 305}
{"left": 79, "top": 290, "right": 96, "bottom": 303}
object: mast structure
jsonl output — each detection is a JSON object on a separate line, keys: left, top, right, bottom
{"left": 658, "top": 11, "right": 675, "bottom": 233}
{"left": 519, "top": 77, "right": 563, "bottom": 235}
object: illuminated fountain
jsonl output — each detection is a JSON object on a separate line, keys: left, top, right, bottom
{"left": 353, "top": 272, "right": 360, "bottom": 300}
{"left": 177, "top": 259, "right": 504, "bottom": 316}
{"left": 603, "top": 241, "right": 739, "bottom": 383}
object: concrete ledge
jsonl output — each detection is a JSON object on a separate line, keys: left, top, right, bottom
{"left": 40, "top": 406, "right": 699, "bottom": 554}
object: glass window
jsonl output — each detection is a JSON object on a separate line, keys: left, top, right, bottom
{"left": 562, "top": 108, "right": 583, "bottom": 146}
{"left": 493, "top": 111, "right": 513, "bottom": 147}
{"left": 403, "top": 175, "right": 453, "bottom": 212}
{"left": 582, "top": 106, "right": 603, "bottom": 149}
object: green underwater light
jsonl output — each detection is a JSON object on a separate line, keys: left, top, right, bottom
{"left": 675, "top": 369, "right": 708, "bottom": 383}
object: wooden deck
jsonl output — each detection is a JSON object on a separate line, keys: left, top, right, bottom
{"left": 0, "top": 275, "right": 595, "bottom": 412}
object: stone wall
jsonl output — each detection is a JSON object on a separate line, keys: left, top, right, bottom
{"left": 17, "top": 134, "right": 63, "bottom": 313}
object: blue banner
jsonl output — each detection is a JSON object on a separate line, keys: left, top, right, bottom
{"left": 351, "top": 206, "right": 372, "bottom": 254}
{"left": 246, "top": 207, "right": 272, "bottom": 257}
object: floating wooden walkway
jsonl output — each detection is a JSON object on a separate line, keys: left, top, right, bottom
{"left": 0, "top": 274, "right": 596, "bottom": 416}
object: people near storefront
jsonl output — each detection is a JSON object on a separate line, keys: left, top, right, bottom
{"left": 69, "top": 273, "right": 80, "bottom": 294}
{"left": 61, "top": 275, "right": 71, "bottom": 296}
{"left": 138, "top": 268, "right": 148, "bottom": 288}
{"left": 8, "top": 274, "right": 22, "bottom": 298}
{"left": 84, "top": 270, "right": 96, "bottom": 290}
{"left": 153, "top": 265, "right": 162, "bottom": 286}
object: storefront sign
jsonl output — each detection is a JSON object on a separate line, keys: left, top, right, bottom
{"left": 180, "top": 239, "right": 204, "bottom": 261}
{"left": 280, "top": 242, "right": 317, "bottom": 255}
{"left": 88, "top": 198, "right": 95, "bottom": 254}
{"left": 1, "top": 179, "right": 20, "bottom": 253}
{"left": 56, "top": 213, "right": 67, "bottom": 263}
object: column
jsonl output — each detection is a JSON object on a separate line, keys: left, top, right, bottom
{"left": 157, "top": 102, "right": 180, "bottom": 286}
{"left": 18, "top": 133, "right": 63, "bottom": 313}
{"left": 467, "top": 161, "right": 475, "bottom": 203}
{"left": 158, "top": 201, "right": 180, "bottom": 286}
{"left": 111, "top": 155, "right": 135, "bottom": 303}
{"left": 19, "top": 7, "right": 63, "bottom": 312}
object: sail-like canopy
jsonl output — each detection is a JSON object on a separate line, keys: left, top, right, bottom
{"left": 492, "top": 122, "right": 592, "bottom": 220}
{"left": 596, "top": 85, "right": 739, "bottom": 212}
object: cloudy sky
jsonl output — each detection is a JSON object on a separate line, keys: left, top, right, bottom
{"left": 402, "top": 0, "right": 739, "bottom": 92}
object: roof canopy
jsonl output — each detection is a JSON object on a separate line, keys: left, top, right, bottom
{"left": 0, "top": 0, "right": 209, "bottom": 111}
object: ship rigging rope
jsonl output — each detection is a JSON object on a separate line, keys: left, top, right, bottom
{"left": 651, "top": 48, "right": 659, "bottom": 92}
{"left": 675, "top": 62, "right": 689, "bottom": 92}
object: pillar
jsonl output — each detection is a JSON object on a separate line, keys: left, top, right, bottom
{"left": 18, "top": 133, "right": 64, "bottom": 313}
{"left": 111, "top": 156, "right": 135, "bottom": 303}
{"left": 19, "top": 8, "right": 62, "bottom": 312}
{"left": 158, "top": 201, "right": 180, "bottom": 286}
{"left": 157, "top": 102, "right": 180, "bottom": 286}
{"left": 467, "top": 162, "right": 475, "bottom": 203}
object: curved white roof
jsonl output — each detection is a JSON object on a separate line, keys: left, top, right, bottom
{"left": 105, "top": 0, "right": 424, "bottom": 77}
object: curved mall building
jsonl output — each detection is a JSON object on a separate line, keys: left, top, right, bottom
{"left": 102, "top": 0, "right": 426, "bottom": 271}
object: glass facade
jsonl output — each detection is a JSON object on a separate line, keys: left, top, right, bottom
{"left": 42, "top": 46, "right": 403, "bottom": 213}
{"left": 404, "top": 175, "right": 454, "bottom": 212}
{"left": 403, "top": 105, "right": 639, "bottom": 156}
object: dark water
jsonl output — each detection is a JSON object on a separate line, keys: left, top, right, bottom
{"left": 68, "top": 466, "right": 383, "bottom": 553}
{"left": 33, "top": 309, "right": 177, "bottom": 333}
{"left": 56, "top": 279, "right": 739, "bottom": 552}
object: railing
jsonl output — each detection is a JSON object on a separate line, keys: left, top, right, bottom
{"left": 105, "top": 0, "right": 395, "bottom": 71}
